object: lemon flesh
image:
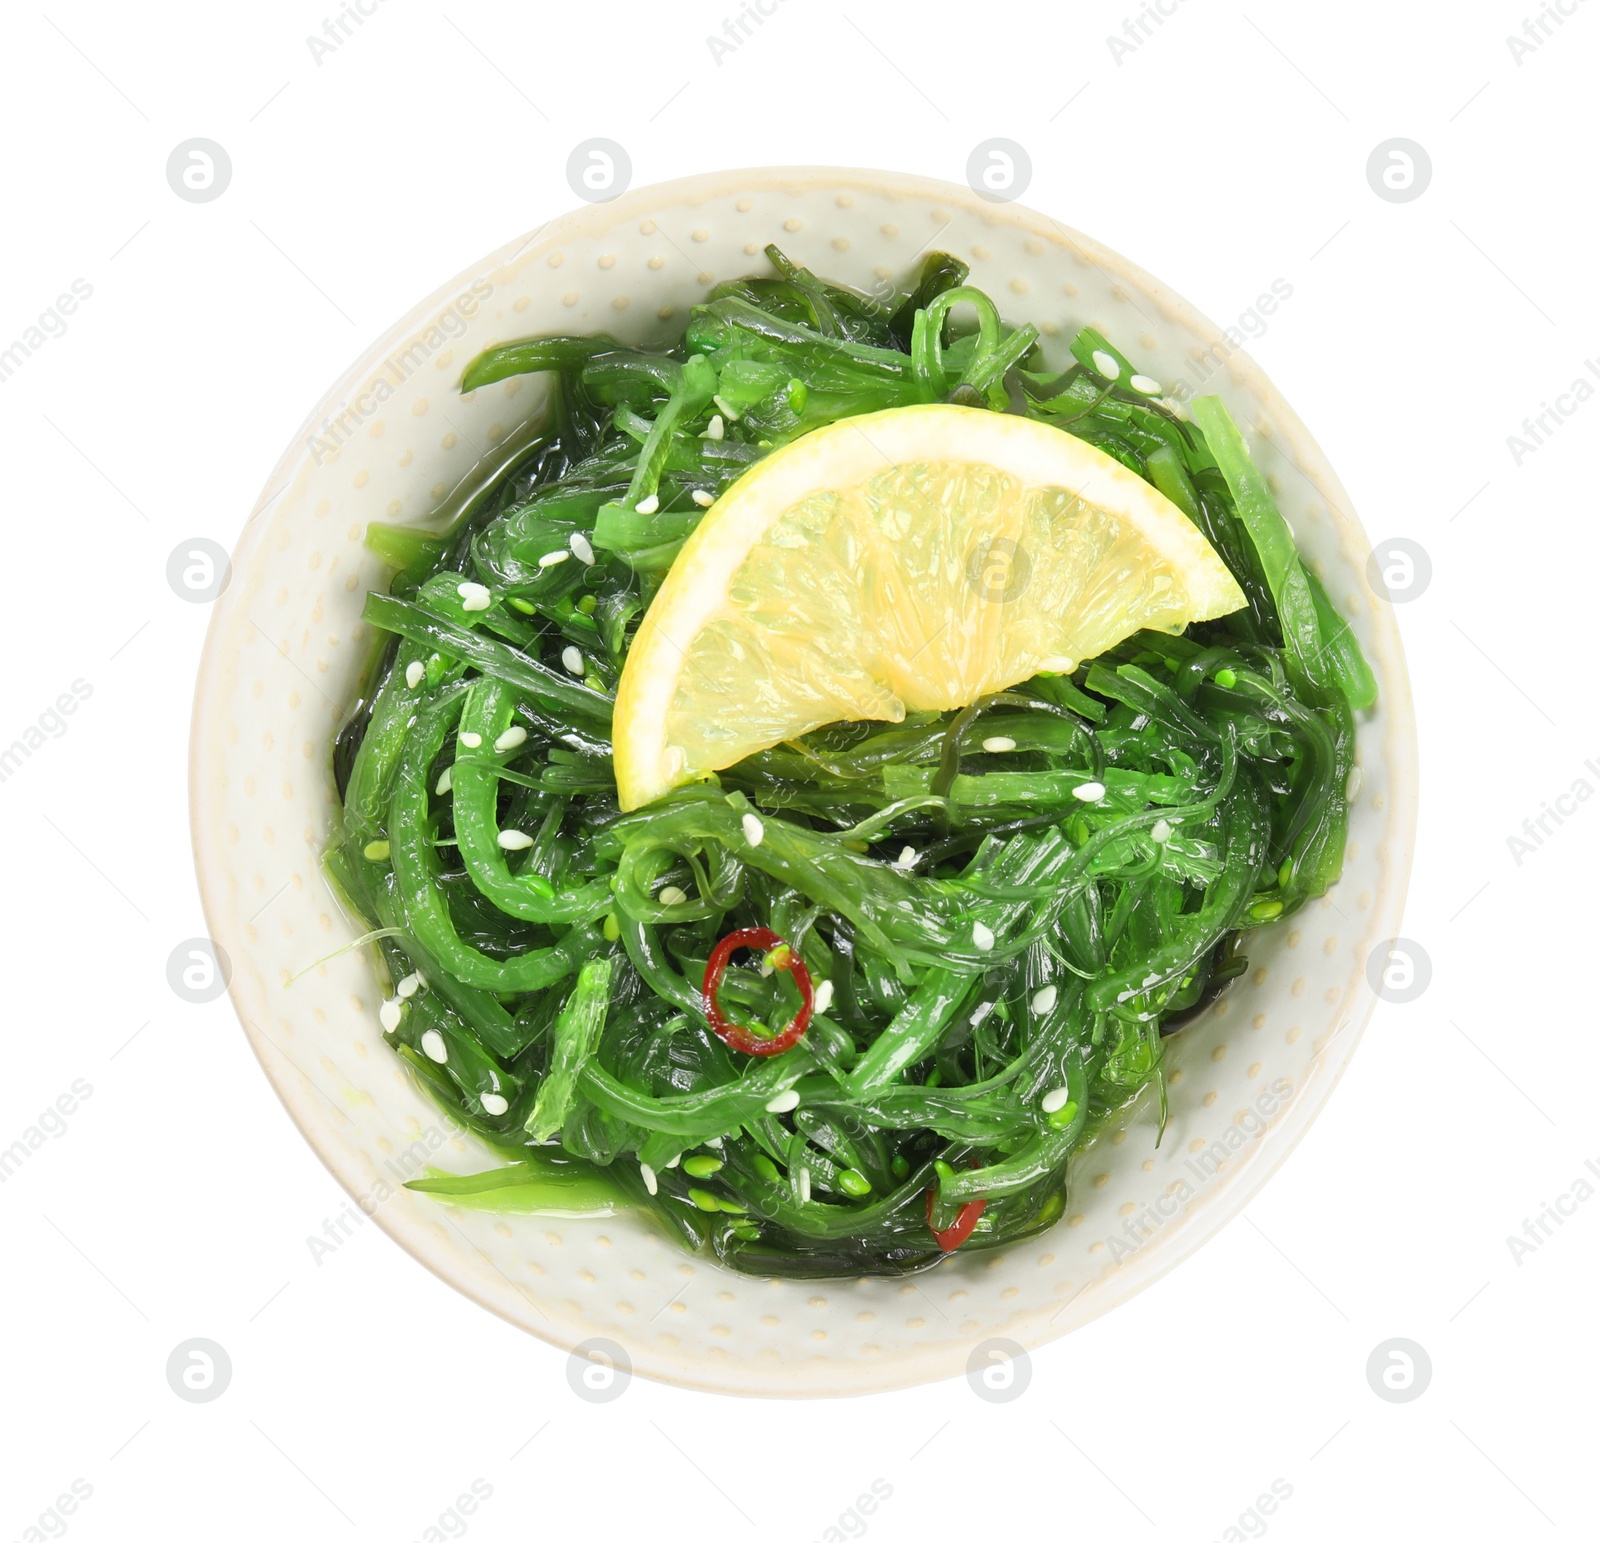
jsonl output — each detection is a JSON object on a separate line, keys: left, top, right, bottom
{"left": 613, "top": 404, "right": 1245, "bottom": 812}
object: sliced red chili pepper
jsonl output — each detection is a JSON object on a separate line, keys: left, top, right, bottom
{"left": 702, "top": 926, "right": 813, "bottom": 1057}
{"left": 925, "top": 1164, "right": 987, "bottom": 1252}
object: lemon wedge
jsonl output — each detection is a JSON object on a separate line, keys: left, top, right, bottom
{"left": 612, "top": 403, "right": 1245, "bottom": 811}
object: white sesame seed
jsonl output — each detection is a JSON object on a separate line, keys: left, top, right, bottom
{"left": 658, "top": 884, "right": 687, "bottom": 905}
{"left": 765, "top": 1089, "right": 801, "bottom": 1114}
{"left": 420, "top": 1029, "right": 448, "bottom": 1063}
{"left": 705, "top": 1135, "right": 724, "bottom": 1149}
{"left": 1072, "top": 781, "right": 1107, "bottom": 802}
{"left": 561, "top": 646, "right": 585, "bottom": 676}
{"left": 1031, "top": 984, "right": 1058, "bottom": 1015}
{"left": 813, "top": 979, "right": 834, "bottom": 1014}
{"left": 640, "top": 1162, "right": 658, "bottom": 1195}
{"left": 498, "top": 830, "right": 534, "bottom": 850}
{"left": 1130, "top": 373, "right": 1163, "bottom": 395}
{"left": 405, "top": 659, "right": 425, "bottom": 689}
{"left": 480, "top": 1092, "right": 509, "bottom": 1117}
{"left": 706, "top": 414, "right": 726, "bottom": 440}
{"left": 379, "top": 999, "right": 402, "bottom": 1032}
{"left": 712, "top": 395, "right": 740, "bottom": 422}
{"left": 741, "top": 812, "right": 765, "bottom": 847}
{"left": 635, "top": 493, "right": 660, "bottom": 515}
{"left": 894, "top": 846, "right": 917, "bottom": 870}
{"left": 397, "top": 972, "right": 423, "bottom": 999}
{"left": 459, "top": 731, "right": 482, "bottom": 749}
{"left": 1346, "top": 766, "right": 1364, "bottom": 799}
{"left": 665, "top": 1153, "right": 681, "bottom": 1169}
{"left": 538, "top": 549, "right": 569, "bottom": 569}
{"left": 1041, "top": 1085, "right": 1072, "bottom": 1114}
{"left": 494, "top": 725, "right": 528, "bottom": 753}
{"left": 972, "top": 921, "right": 995, "bottom": 952}
{"left": 435, "top": 767, "right": 452, "bottom": 796}
{"left": 1151, "top": 818, "right": 1172, "bottom": 844}
{"left": 1091, "top": 349, "right": 1121, "bottom": 380}
{"left": 457, "top": 581, "right": 492, "bottom": 612}
{"left": 982, "top": 735, "right": 1017, "bottom": 753}
{"left": 692, "top": 489, "right": 715, "bottom": 507}
{"left": 798, "top": 1167, "right": 811, "bottom": 1203}
{"left": 568, "top": 531, "right": 595, "bottom": 564}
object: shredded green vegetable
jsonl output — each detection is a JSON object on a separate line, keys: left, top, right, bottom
{"left": 326, "top": 246, "right": 1370, "bottom": 1279}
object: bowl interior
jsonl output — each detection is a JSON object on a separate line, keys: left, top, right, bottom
{"left": 191, "top": 167, "right": 1415, "bottom": 1397}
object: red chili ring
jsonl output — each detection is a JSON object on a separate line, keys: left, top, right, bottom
{"left": 925, "top": 1164, "right": 987, "bottom": 1252}
{"left": 702, "top": 926, "right": 814, "bottom": 1057}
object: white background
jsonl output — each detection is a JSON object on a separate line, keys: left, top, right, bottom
{"left": 2, "top": 1, "right": 1595, "bottom": 1539}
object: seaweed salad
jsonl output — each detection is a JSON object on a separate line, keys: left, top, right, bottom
{"left": 326, "top": 245, "right": 1373, "bottom": 1279}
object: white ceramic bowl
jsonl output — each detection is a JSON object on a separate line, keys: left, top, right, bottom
{"left": 190, "top": 166, "right": 1416, "bottom": 1397}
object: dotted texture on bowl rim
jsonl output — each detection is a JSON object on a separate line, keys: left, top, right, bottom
{"left": 190, "top": 167, "right": 1417, "bottom": 1398}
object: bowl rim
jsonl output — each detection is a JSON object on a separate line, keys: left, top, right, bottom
{"left": 190, "top": 163, "right": 1418, "bottom": 1397}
